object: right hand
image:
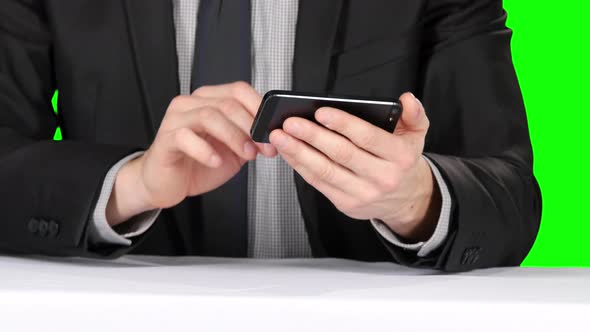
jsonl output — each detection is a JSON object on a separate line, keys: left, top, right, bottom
{"left": 106, "top": 82, "right": 277, "bottom": 226}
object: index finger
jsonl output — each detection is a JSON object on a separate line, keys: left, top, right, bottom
{"left": 191, "top": 81, "right": 262, "bottom": 117}
{"left": 314, "top": 107, "right": 403, "bottom": 161}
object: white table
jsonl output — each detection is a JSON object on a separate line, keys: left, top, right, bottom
{"left": 0, "top": 255, "right": 588, "bottom": 331}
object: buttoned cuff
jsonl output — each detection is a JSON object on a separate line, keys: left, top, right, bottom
{"left": 88, "top": 152, "right": 161, "bottom": 246}
{"left": 370, "top": 156, "right": 452, "bottom": 257}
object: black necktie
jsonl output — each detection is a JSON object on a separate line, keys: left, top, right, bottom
{"left": 191, "top": 0, "right": 251, "bottom": 89}
{"left": 191, "top": 0, "right": 251, "bottom": 256}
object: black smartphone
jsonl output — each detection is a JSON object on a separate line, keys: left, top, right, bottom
{"left": 250, "top": 90, "right": 403, "bottom": 143}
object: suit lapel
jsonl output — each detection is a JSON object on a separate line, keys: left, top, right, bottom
{"left": 292, "top": 0, "right": 343, "bottom": 257}
{"left": 123, "top": 0, "right": 179, "bottom": 135}
{"left": 292, "top": 0, "right": 343, "bottom": 92}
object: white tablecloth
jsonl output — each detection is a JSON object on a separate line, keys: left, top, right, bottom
{"left": 0, "top": 255, "right": 588, "bottom": 331}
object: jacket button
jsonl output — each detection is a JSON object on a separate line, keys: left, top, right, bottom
{"left": 38, "top": 220, "right": 49, "bottom": 237}
{"left": 48, "top": 221, "right": 60, "bottom": 238}
{"left": 461, "top": 247, "right": 481, "bottom": 265}
{"left": 27, "top": 218, "right": 40, "bottom": 233}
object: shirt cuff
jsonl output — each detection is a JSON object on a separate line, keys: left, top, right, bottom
{"left": 370, "top": 156, "right": 452, "bottom": 257}
{"left": 88, "top": 152, "right": 161, "bottom": 246}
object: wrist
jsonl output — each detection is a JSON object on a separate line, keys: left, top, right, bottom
{"left": 381, "top": 157, "right": 441, "bottom": 242}
{"left": 106, "top": 155, "right": 155, "bottom": 226}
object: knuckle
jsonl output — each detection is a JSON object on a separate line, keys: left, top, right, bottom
{"left": 333, "top": 201, "right": 351, "bottom": 213}
{"left": 161, "top": 111, "right": 183, "bottom": 130}
{"left": 356, "top": 130, "right": 377, "bottom": 148}
{"left": 170, "top": 95, "right": 184, "bottom": 105}
{"left": 398, "top": 154, "right": 417, "bottom": 171}
{"left": 173, "top": 128, "right": 189, "bottom": 145}
{"left": 317, "top": 164, "right": 335, "bottom": 183}
{"left": 378, "top": 175, "right": 400, "bottom": 192}
{"left": 337, "top": 200, "right": 360, "bottom": 214}
{"left": 219, "top": 115, "right": 246, "bottom": 144}
{"left": 169, "top": 95, "right": 192, "bottom": 110}
{"left": 229, "top": 125, "right": 246, "bottom": 143}
{"left": 219, "top": 99, "right": 242, "bottom": 115}
{"left": 198, "top": 107, "right": 220, "bottom": 121}
{"left": 332, "top": 146, "right": 354, "bottom": 165}
{"left": 307, "top": 174, "right": 323, "bottom": 189}
{"left": 191, "top": 86, "right": 207, "bottom": 97}
{"left": 231, "top": 81, "right": 250, "bottom": 95}
{"left": 360, "top": 188, "right": 382, "bottom": 205}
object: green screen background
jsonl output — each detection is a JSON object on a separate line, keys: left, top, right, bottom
{"left": 51, "top": 1, "right": 590, "bottom": 267}
{"left": 504, "top": 1, "right": 590, "bottom": 267}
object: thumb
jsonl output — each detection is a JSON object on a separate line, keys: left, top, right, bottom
{"left": 396, "top": 92, "right": 429, "bottom": 135}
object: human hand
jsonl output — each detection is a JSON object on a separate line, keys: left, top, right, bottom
{"left": 106, "top": 82, "right": 277, "bottom": 226}
{"left": 269, "top": 93, "right": 440, "bottom": 241}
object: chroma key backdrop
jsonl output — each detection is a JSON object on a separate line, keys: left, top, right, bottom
{"left": 503, "top": 0, "right": 590, "bottom": 267}
{"left": 51, "top": 1, "right": 590, "bottom": 267}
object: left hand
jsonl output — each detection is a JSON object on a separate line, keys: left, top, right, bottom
{"left": 269, "top": 93, "right": 441, "bottom": 242}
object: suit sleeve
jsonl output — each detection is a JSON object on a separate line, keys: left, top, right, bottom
{"left": 381, "top": 0, "right": 542, "bottom": 271}
{"left": 0, "top": 0, "right": 141, "bottom": 257}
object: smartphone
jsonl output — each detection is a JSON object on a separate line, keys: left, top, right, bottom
{"left": 250, "top": 90, "right": 403, "bottom": 143}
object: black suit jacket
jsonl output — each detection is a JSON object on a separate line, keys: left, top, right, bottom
{"left": 0, "top": 0, "right": 541, "bottom": 271}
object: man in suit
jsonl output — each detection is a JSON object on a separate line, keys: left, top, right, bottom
{"left": 0, "top": 0, "right": 541, "bottom": 271}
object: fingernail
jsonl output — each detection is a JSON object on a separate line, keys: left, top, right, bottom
{"left": 209, "top": 154, "right": 222, "bottom": 167}
{"left": 244, "top": 141, "right": 257, "bottom": 157}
